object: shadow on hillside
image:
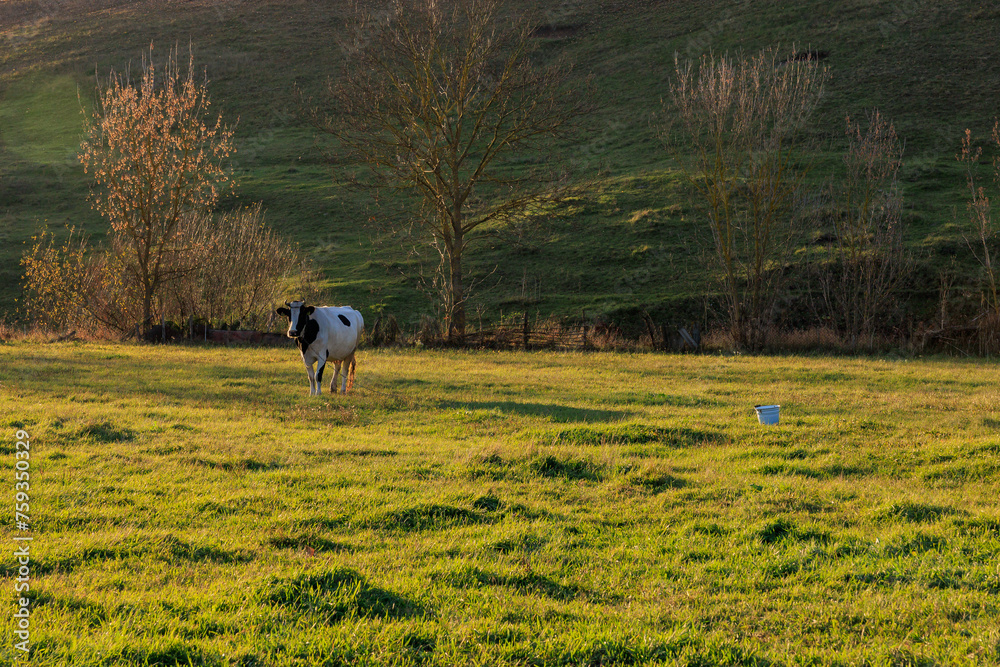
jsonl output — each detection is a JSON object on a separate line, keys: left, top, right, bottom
{"left": 440, "top": 400, "right": 628, "bottom": 423}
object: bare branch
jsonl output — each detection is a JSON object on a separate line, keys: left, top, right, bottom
{"left": 310, "top": 0, "right": 583, "bottom": 338}
{"left": 666, "top": 47, "right": 827, "bottom": 350}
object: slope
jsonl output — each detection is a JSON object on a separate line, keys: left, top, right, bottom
{"left": 1, "top": 0, "right": 998, "bottom": 332}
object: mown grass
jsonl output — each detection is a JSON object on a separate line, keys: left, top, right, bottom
{"left": 1, "top": 342, "right": 999, "bottom": 665}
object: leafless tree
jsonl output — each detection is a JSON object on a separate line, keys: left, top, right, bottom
{"left": 166, "top": 205, "right": 310, "bottom": 329}
{"left": 80, "top": 44, "right": 235, "bottom": 334}
{"left": 667, "top": 47, "right": 827, "bottom": 350}
{"left": 312, "top": 0, "right": 581, "bottom": 339}
{"left": 959, "top": 120, "right": 1000, "bottom": 317}
{"left": 821, "top": 111, "right": 908, "bottom": 348}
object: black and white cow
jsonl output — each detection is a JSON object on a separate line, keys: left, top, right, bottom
{"left": 276, "top": 301, "right": 364, "bottom": 395}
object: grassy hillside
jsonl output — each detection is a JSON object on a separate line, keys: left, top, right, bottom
{"left": 2, "top": 343, "right": 1000, "bottom": 664}
{"left": 1, "top": 0, "right": 999, "bottom": 331}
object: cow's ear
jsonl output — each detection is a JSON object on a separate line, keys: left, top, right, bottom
{"left": 276, "top": 307, "right": 291, "bottom": 318}
{"left": 304, "top": 306, "right": 315, "bottom": 315}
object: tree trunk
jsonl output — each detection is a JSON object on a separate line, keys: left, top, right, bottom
{"left": 142, "top": 289, "right": 153, "bottom": 339}
{"left": 449, "top": 246, "right": 465, "bottom": 340}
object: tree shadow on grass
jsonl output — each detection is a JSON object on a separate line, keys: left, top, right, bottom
{"left": 74, "top": 421, "right": 135, "bottom": 443}
{"left": 186, "top": 456, "right": 285, "bottom": 472}
{"left": 531, "top": 455, "right": 605, "bottom": 481}
{"left": 878, "top": 501, "right": 967, "bottom": 524}
{"left": 548, "top": 423, "right": 722, "bottom": 447}
{"left": 118, "top": 643, "right": 210, "bottom": 667}
{"left": 266, "top": 534, "right": 355, "bottom": 553}
{"left": 439, "top": 400, "right": 628, "bottom": 423}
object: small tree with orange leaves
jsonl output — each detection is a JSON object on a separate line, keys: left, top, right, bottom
{"left": 80, "top": 45, "right": 235, "bottom": 335}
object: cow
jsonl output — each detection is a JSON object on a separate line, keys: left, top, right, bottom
{"left": 276, "top": 300, "right": 364, "bottom": 395}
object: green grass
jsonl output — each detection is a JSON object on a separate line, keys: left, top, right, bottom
{"left": 1, "top": 342, "right": 999, "bottom": 664}
{"left": 1, "top": 1, "right": 999, "bottom": 327}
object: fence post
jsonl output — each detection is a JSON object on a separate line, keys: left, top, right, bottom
{"left": 523, "top": 311, "right": 530, "bottom": 350}
{"left": 582, "top": 325, "right": 589, "bottom": 349}
{"left": 642, "top": 311, "right": 658, "bottom": 350}
{"left": 680, "top": 327, "right": 698, "bottom": 351}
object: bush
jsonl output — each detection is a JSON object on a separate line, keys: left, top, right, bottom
{"left": 19, "top": 208, "right": 308, "bottom": 338}
{"left": 164, "top": 204, "right": 313, "bottom": 331}
{"left": 19, "top": 227, "right": 93, "bottom": 332}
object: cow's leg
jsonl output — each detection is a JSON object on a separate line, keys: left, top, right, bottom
{"left": 331, "top": 360, "right": 343, "bottom": 394}
{"left": 314, "top": 349, "right": 329, "bottom": 396}
{"left": 315, "top": 361, "right": 325, "bottom": 396}
{"left": 303, "top": 358, "right": 317, "bottom": 396}
{"left": 344, "top": 351, "right": 356, "bottom": 393}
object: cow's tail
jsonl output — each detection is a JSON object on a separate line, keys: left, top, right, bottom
{"left": 346, "top": 351, "right": 357, "bottom": 393}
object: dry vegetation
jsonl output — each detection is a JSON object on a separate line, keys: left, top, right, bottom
{"left": 819, "top": 110, "right": 909, "bottom": 349}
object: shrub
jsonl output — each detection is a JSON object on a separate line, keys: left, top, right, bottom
{"left": 819, "top": 111, "right": 909, "bottom": 349}
{"left": 667, "top": 47, "right": 828, "bottom": 351}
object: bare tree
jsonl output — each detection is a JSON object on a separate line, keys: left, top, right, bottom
{"left": 821, "top": 110, "right": 908, "bottom": 348}
{"left": 313, "top": 0, "right": 581, "bottom": 339}
{"left": 959, "top": 120, "right": 1000, "bottom": 317}
{"left": 667, "top": 48, "right": 827, "bottom": 350}
{"left": 166, "top": 205, "right": 310, "bottom": 329}
{"left": 80, "top": 44, "right": 235, "bottom": 334}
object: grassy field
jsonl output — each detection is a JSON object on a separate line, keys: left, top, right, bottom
{"left": 1, "top": 1, "right": 999, "bottom": 328}
{"left": 1, "top": 341, "right": 999, "bottom": 665}
{"left": 3, "top": 2, "right": 1000, "bottom": 665}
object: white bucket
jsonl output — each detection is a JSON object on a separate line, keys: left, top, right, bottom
{"left": 754, "top": 404, "right": 780, "bottom": 425}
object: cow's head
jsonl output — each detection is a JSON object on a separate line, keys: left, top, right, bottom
{"left": 276, "top": 300, "right": 315, "bottom": 339}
